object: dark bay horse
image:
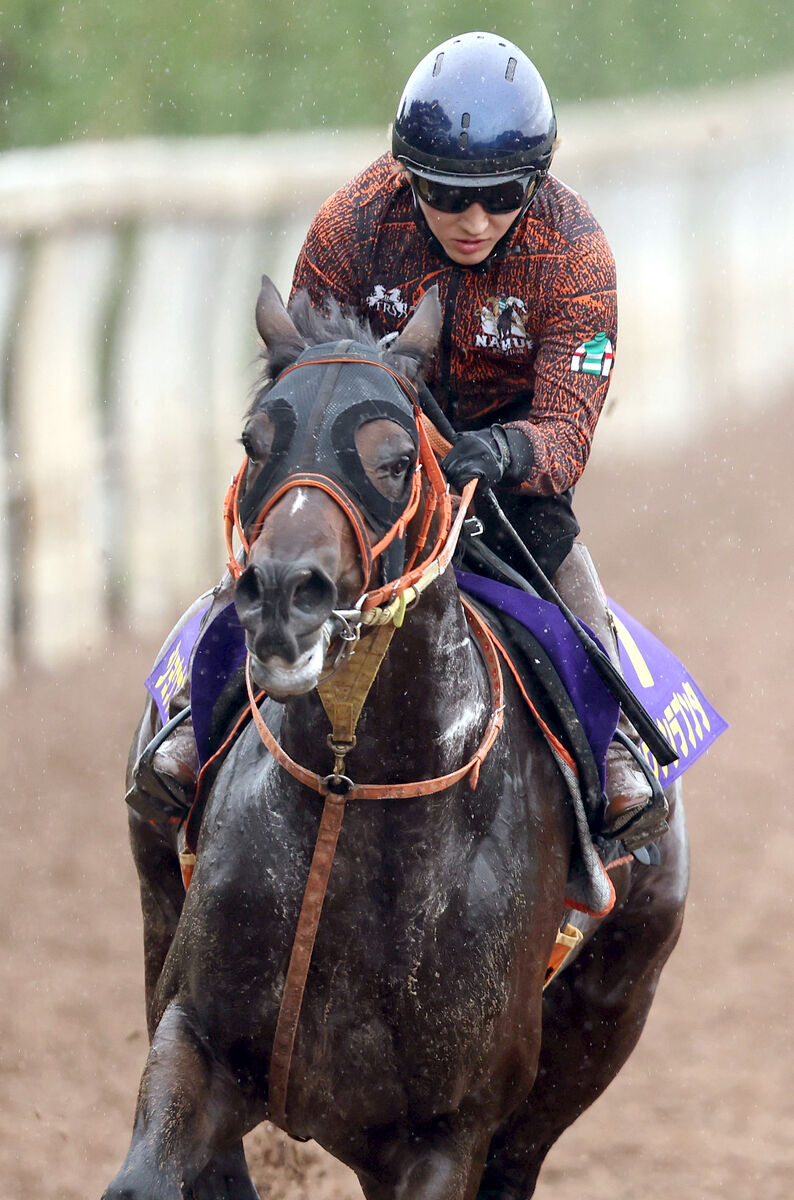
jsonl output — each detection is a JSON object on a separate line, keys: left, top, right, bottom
{"left": 105, "top": 279, "right": 689, "bottom": 1200}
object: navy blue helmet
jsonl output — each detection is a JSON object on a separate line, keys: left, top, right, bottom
{"left": 392, "top": 32, "right": 557, "bottom": 187}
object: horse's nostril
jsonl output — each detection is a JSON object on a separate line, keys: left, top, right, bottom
{"left": 234, "top": 564, "right": 263, "bottom": 616}
{"left": 292, "top": 569, "right": 335, "bottom": 616}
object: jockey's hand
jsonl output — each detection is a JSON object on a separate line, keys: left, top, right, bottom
{"left": 442, "top": 427, "right": 512, "bottom": 492}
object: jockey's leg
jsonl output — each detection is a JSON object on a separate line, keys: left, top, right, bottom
{"left": 143, "top": 683, "right": 200, "bottom": 813}
{"left": 552, "top": 543, "right": 668, "bottom": 848}
{"left": 470, "top": 489, "right": 667, "bottom": 849}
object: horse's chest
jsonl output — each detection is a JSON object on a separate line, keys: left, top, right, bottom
{"left": 281, "top": 852, "right": 525, "bottom": 1122}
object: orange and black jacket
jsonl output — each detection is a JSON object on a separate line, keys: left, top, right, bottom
{"left": 291, "top": 154, "right": 617, "bottom": 496}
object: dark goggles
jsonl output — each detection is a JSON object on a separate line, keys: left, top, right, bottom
{"left": 411, "top": 171, "right": 543, "bottom": 215}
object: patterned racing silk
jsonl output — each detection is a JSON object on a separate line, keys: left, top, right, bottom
{"left": 291, "top": 154, "right": 617, "bottom": 496}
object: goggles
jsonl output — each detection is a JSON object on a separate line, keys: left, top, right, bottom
{"left": 411, "top": 171, "right": 543, "bottom": 215}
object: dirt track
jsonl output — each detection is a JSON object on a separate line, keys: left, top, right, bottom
{"left": 2, "top": 404, "right": 792, "bottom": 1199}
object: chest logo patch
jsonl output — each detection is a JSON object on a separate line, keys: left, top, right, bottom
{"left": 366, "top": 284, "right": 409, "bottom": 319}
{"left": 476, "top": 296, "right": 531, "bottom": 353}
{"left": 571, "top": 332, "right": 614, "bottom": 377}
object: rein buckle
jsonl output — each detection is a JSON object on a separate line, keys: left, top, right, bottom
{"left": 327, "top": 734, "right": 356, "bottom": 781}
{"left": 331, "top": 608, "right": 362, "bottom": 643}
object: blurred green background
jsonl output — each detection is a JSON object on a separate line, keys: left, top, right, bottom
{"left": 2, "top": 0, "right": 792, "bottom": 150}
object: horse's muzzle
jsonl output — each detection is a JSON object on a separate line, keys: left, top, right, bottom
{"left": 247, "top": 629, "right": 332, "bottom": 698}
{"left": 234, "top": 559, "right": 337, "bottom": 693}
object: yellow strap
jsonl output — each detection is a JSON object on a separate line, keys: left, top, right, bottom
{"left": 543, "top": 923, "right": 584, "bottom": 990}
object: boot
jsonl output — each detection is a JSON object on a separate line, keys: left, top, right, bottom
{"left": 131, "top": 697, "right": 199, "bottom": 821}
{"left": 150, "top": 713, "right": 199, "bottom": 810}
{"left": 552, "top": 543, "right": 669, "bottom": 850}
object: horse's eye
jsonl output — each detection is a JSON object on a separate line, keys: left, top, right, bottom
{"left": 391, "top": 455, "right": 412, "bottom": 478}
{"left": 240, "top": 413, "right": 275, "bottom": 464}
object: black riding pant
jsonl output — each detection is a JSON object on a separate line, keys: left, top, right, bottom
{"left": 478, "top": 486, "right": 579, "bottom": 579}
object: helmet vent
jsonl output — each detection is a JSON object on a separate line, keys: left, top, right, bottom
{"left": 505, "top": 57, "right": 517, "bottom": 82}
{"left": 461, "top": 112, "right": 470, "bottom": 128}
{"left": 459, "top": 131, "right": 469, "bottom": 148}
{"left": 432, "top": 52, "right": 444, "bottom": 77}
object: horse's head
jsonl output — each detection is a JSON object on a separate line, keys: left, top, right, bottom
{"left": 228, "top": 276, "right": 442, "bottom": 698}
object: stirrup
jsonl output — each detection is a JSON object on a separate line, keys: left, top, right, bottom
{"left": 603, "top": 728, "right": 670, "bottom": 853}
{"left": 126, "top": 705, "right": 194, "bottom": 823}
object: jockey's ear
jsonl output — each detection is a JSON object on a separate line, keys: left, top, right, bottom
{"left": 385, "top": 286, "right": 442, "bottom": 369}
{"left": 255, "top": 276, "right": 306, "bottom": 367}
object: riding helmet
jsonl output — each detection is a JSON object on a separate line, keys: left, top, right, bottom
{"left": 392, "top": 31, "right": 557, "bottom": 187}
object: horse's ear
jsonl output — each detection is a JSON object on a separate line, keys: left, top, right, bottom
{"left": 385, "top": 286, "right": 442, "bottom": 366}
{"left": 255, "top": 276, "right": 306, "bottom": 366}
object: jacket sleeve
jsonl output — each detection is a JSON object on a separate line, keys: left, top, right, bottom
{"left": 504, "top": 232, "right": 617, "bottom": 496}
{"left": 291, "top": 195, "right": 366, "bottom": 316}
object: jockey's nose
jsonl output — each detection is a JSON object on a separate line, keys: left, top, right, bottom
{"left": 459, "top": 203, "right": 490, "bottom": 234}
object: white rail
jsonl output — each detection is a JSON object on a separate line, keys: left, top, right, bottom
{"left": 1, "top": 77, "right": 792, "bottom": 670}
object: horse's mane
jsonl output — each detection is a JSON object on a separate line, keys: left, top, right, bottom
{"left": 250, "top": 289, "right": 427, "bottom": 414}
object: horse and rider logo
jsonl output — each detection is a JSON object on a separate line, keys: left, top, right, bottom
{"left": 366, "top": 284, "right": 410, "bottom": 319}
{"left": 477, "top": 295, "right": 530, "bottom": 353}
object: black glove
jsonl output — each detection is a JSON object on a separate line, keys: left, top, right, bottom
{"left": 442, "top": 426, "right": 512, "bottom": 491}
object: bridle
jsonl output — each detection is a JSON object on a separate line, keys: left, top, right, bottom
{"left": 218, "top": 347, "right": 505, "bottom": 1130}
{"left": 223, "top": 351, "right": 486, "bottom": 675}
{"left": 225, "top": 354, "right": 453, "bottom": 603}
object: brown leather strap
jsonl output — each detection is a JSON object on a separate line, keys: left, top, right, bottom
{"left": 244, "top": 611, "right": 504, "bottom": 799}
{"left": 268, "top": 790, "right": 347, "bottom": 1128}
{"left": 244, "top": 603, "right": 504, "bottom": 1129}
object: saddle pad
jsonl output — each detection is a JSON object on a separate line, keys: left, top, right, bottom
{"left": 456, "top": 572, "right": 727, "bottom": 789}
{"left": 456, "top": 570, "right": 619, "bottom": 791}
{"left": 608, "top": 597, "right": 727, "bottom": 786}
{"left": 190, "top": 603, "right": 248, "bottom": 766}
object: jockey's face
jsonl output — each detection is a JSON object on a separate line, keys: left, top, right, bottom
{"left": 416, "top": 196, "right": 521, "bottom": 265}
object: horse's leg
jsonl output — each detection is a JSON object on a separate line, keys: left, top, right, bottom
{"left": 103, "top": 1001, "right": 256, "bottom": 1200}
{"left": 355, "top": 1115, "right": 495, "bottom": 1200}
{"left": 185, "top": 1144, "right": 260, "bottom": 1200}
{"left": 128, "top": 803, "right": 185, "bottom": 1037}
{"left": 478, "top": 790, "right": 689, "bottom": 1199}
{"left": 123, "top": 737, "right": 259, "bottom": 1199}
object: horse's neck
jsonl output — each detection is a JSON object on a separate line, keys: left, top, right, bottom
{"left": 375, "top": 572, "right": 488, "bottom": 747}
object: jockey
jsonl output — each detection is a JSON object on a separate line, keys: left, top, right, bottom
{"left": 148, "top": 31, "right": 664, "bottom": 850}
